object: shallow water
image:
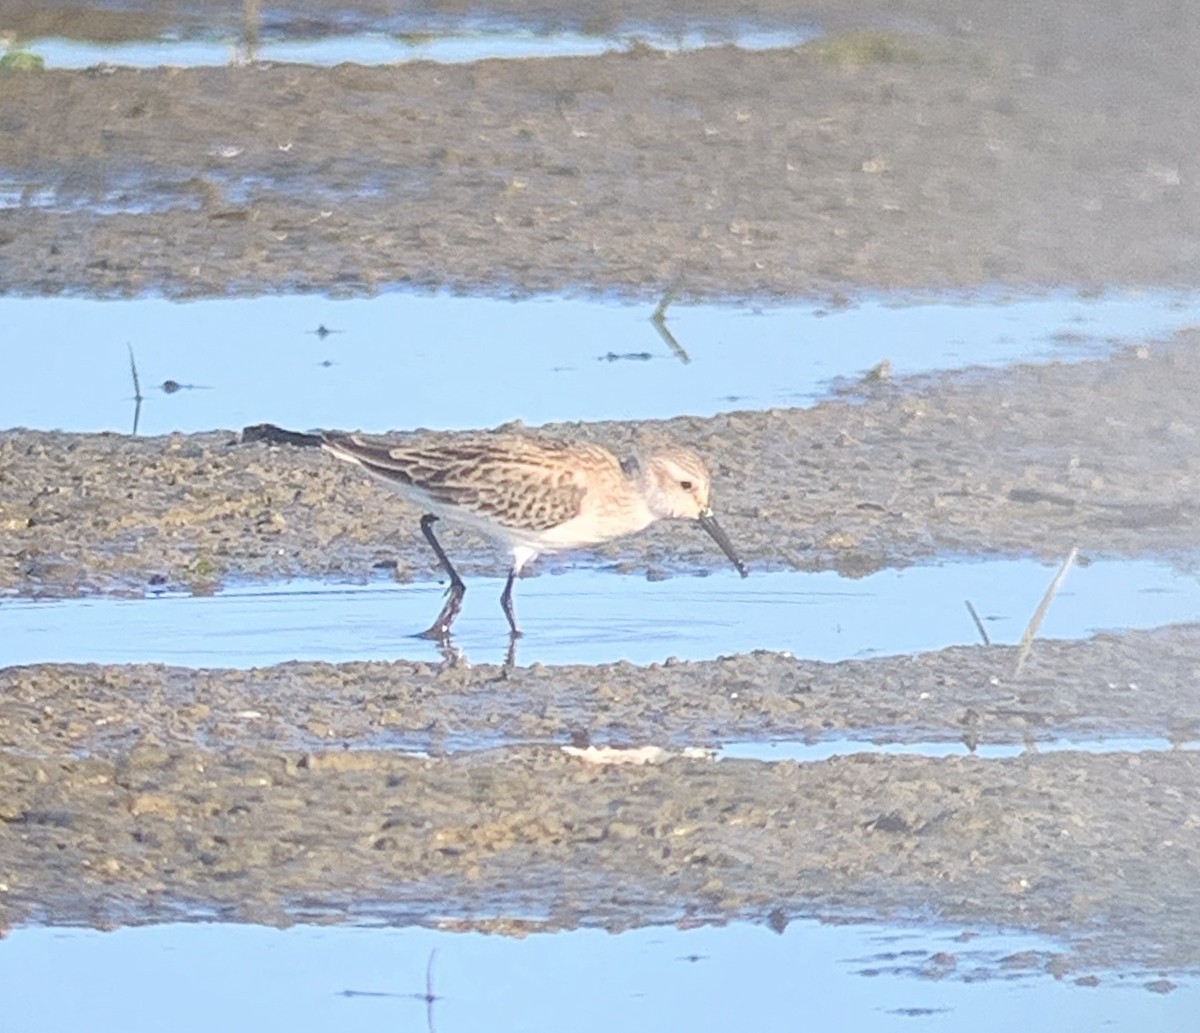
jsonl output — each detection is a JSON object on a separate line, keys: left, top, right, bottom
{"left": 17, "top": 26, "right": 817, "bottom": 69}
{"left": 1, "top": 917, "right": 1191, "bottom": 1033}
{"left": 718, "top": 735, "right": 1200, "bottom": 762}
{"left": 2, "top": 290, "right": 1196, "bottom": 436}
{"left": 2, "top": 557, "right": 1196, "bottom": 669}
{"left": 5, "top": 7, "right": 1198, "bottom": 1019}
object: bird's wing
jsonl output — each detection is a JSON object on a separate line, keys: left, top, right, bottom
{"left": 322, "top": 432, "right": 595, "bottom": 532}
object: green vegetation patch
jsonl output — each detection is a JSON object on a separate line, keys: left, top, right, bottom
{"left": 0, "top": 48, "right": 45, "bottom": 72}
{"left": 803, "top": 32, "right": 926, "bottom": 67}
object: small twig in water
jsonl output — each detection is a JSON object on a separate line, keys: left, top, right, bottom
{"left": 413, "top": 949, "right": 440, "bottom": 1033}
{"left": 651, "top": 285, "right": 675, "bottom": 323}
{"left": 1013, "top": 547, "right": 1078, "bottom": 676}
{"left": 127, "top": 344, "right": 144, "bottom": 436}
{"left": 964, "top": 599, "right": 990, "bottom": 646}
{"left": 127, "top": 344, "right": 143, "bottom": 402}
{"left": 336, "top": 947, "right": 441, "bottom": 1032}
{"left": 650, "top": 317, "right": 690, "bottom": 364}
{"left": 650, "top": 283, "right": 690, "bottom": 364}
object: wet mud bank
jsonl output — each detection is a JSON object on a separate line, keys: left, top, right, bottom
{"left": 4, "top": 624, "right": 1200, "bottom": 757}
{"left": 4, "top": 0, "right": 1200, "bottom": 985}
{"left": 3, "top": 337, "right": 1199, "bottom": 596}
{"left": 3, "top": 625, "right": 1200, "bottom": 970}
{"left": 2, "top": 742, "right": 1198, "bottom": 973}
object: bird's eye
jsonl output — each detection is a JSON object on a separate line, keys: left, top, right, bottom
{"left": 680, "top": 480, "right": 693, "bottom": 491}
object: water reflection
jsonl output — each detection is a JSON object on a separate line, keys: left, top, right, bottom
{"left": 339, "top": 949, "right": 441, "bottom": 1033}
{"left": 2, "top": 919, "right": 1192, "bottom": 1033}
{"left": 2, "top": 560, "right": 1197, "bottom": 670}
{"left": 125, "top": 345, "right": 212, "bottom": 434}
{"left": 718, "top": 735, "right": 1200, "bottom": 763}
{"left": 650, "top": 287, "right": 692, "bottom": 363}
{"left": 14, "top": 22, "right": 818, "bottom": 71}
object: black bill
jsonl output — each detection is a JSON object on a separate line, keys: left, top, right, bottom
{"left": 698, "top": 509, "right": 749, "bottom": 578}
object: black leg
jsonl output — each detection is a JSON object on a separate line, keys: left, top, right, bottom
{"left": 499, "top": 568, "right": 522, "bottom": 637}
{"left": 417, "top": 514, "right": 465, "bottom": 640}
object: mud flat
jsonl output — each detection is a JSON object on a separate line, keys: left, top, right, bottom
{"left": 3, "top": 337, "right": 1199, "bottom": 596}
{"left": 2, "top": 730, "right": 1198, "bottom": 974}
{"left": 4, "top": 625, "right": 1200, "bottom": 756}
{"left": 2, "top": 0, "right": 1199, "bottom": 298}
{"left": 2, "top": 622, "right": 1199, "bottom": 972}
{"left": 4, "top": 0, "right": 1200, "bottom": 991}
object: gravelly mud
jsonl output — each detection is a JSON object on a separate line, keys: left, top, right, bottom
{"left": 4, "top": 625, "right": 1200, "bottom": 758}
{"left": 3, "top": 625, "right": 1200, "bottom": 971}
{"left": 3, "top": 741, "right": 1199, "bottom": 974}
{"left": 3, "top": 335, "right": 1199, "bottom": 596}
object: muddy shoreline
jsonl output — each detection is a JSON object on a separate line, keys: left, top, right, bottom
{"left": 5, "top": 0, "right": 1200, "bottom": 985}
{"left": 2, "top": 2, "right": 1200, "bottom": 299}
{"left": 4, "top": 625, "right": 1200, "bottom": 972}
{"left": 5, "top": 625, "right": 1200, "bottom": 758}
{"left": 4, "top": 741, "right": 1199, "bottom": 974}
{"left": 4, "top": 336, "right": 1199, "bottom": 596}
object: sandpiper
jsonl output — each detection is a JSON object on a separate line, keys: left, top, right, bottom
{"left": 320, "top": 430, "right": 748, "bottom": 639}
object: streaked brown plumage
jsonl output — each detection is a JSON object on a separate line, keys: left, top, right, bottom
{"left": 321, "top": 430, "right": 747, "bottom": 639}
